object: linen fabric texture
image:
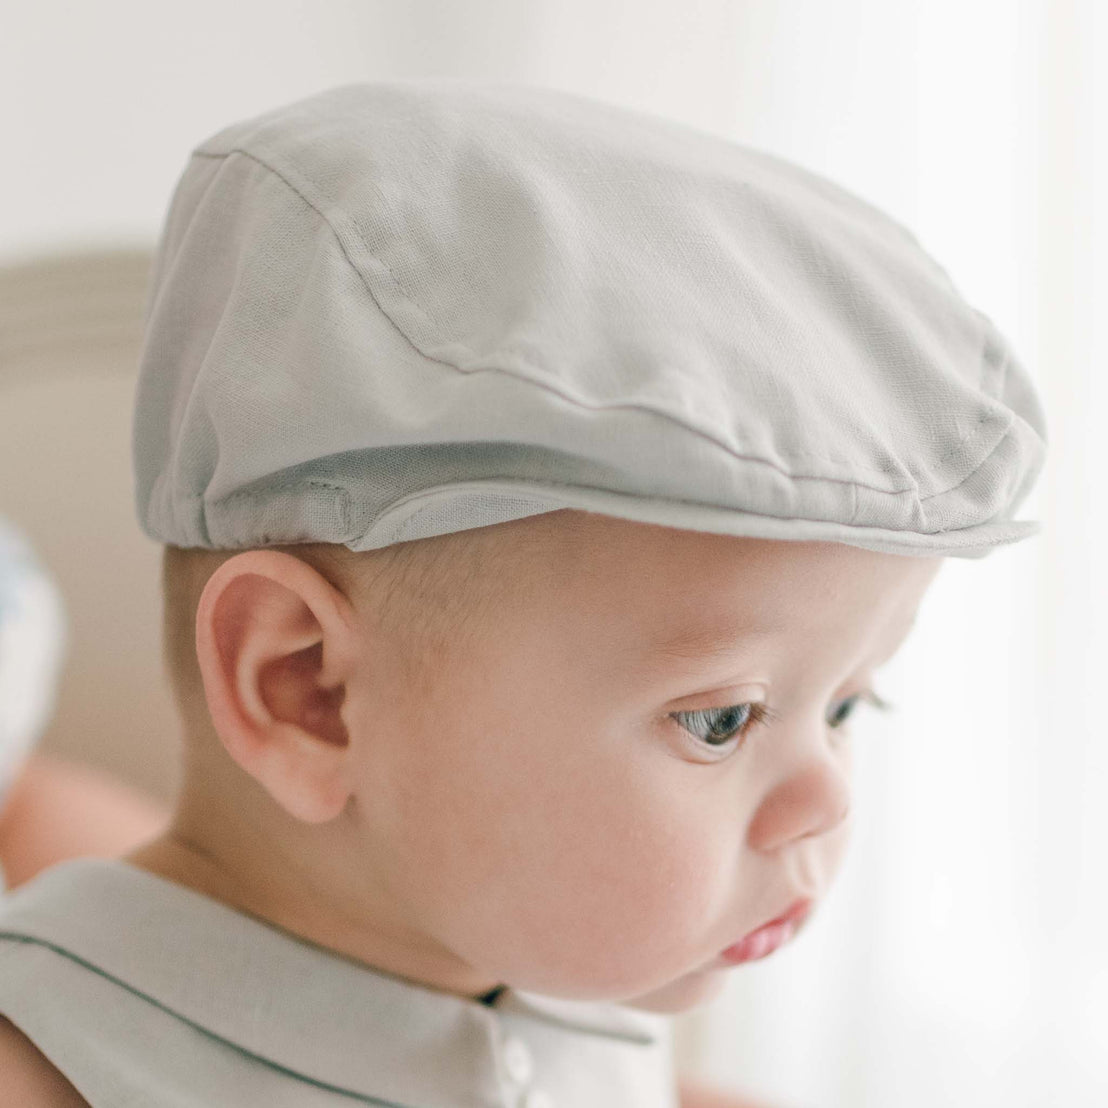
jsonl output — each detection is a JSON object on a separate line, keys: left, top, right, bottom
{"left": 133, "top": 78, "right": 1048, "bottom": 560}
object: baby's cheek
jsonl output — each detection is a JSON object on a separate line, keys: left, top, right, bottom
{"left": 477, "top": 800, "right": 733, "bottom": 997}
{"left": 387, "top": 709, "right": 739, "bottom": 995}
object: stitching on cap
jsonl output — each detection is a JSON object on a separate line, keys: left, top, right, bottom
{"left": 207, "top": 480, "right": 352, "bottom": 537}
{"left": 215, "top": 478, "right": 349, "bottom": 502}
{"left": 190, "top": 148, "right": 1002, "bottom": 497}
{"left": 919, "top": 416, "right": 1014, "bottom": 504}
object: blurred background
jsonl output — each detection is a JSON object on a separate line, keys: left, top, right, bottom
{"left": 1, "top": 1, "right": 1102, "bottom": 1106}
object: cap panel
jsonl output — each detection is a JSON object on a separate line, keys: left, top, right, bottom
{"left": 134, "top": 79, "right": 1047, "bottom": 558}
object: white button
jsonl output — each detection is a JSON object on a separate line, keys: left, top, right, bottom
{"left": 502, "top": 1036, "right": 533, "bottom": 1085}
{"left": 522, "top": 1090, "right": 554, "bottom": 1108}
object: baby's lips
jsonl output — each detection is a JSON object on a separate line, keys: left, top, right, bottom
{"left": 758, "top": 896, "right": 814, "bottom": 936}
{"left": 718, "top": 896, "right": 815, "bottom": 965}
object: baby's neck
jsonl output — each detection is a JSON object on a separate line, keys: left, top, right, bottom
{"left": 123, "top": 829, "right": 245, "bottom": 913}
{"left": 122, "top": 828, "right": 505, "bottom": 1005}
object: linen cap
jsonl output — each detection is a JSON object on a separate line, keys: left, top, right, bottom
{"left": 133, "top": 78, "right": 1048, "bottom": 560}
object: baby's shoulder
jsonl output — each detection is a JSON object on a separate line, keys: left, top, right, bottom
{"left": 0, "top": 1016, "right": 92, "bottom": 1107}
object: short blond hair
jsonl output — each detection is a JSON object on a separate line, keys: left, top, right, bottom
{"left": 160, "top": 511, "right": 583, "bottom": 742}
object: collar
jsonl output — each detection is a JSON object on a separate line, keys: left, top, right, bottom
{"left": 0, "top": 858, "right": 668, "bottom": 1107}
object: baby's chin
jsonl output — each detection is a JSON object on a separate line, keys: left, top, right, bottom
{"left": 618, "top": 963, "right": 730, "bottom": 1015}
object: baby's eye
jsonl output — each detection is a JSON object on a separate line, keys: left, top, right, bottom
{"left": 669, "top": 692, "right": 880, "bottom": 753}
{"left": 668, "top": 702, "right": 774, "bottom": 750}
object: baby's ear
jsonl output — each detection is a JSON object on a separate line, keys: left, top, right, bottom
{"left": 194, "top": 550, "right": 359, "bottom": 824}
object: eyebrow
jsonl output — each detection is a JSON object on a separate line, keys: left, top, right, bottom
{"left": 649, "top": 611, "right": 919, "bottom": 668}
{"left": 651, "top": 621, "right": 784, "bottom": 664}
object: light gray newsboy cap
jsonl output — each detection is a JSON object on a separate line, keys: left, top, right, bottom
{"left": 133, "top": 78, "right": 1048, "bottom": 560}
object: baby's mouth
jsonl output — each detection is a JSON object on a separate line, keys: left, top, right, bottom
{"left": 716, "top": 898, "right": 813, "bottom": 967}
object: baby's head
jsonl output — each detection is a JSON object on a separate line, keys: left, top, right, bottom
{"left": 133, "top": 78, "right": 1046, "bottom": 1017}
{"left": 158, "top": 512, "right": 940, "bottom": 1014}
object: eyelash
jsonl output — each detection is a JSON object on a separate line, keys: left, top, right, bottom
{"left": 668, "top": 689, "right": 894, "bottom": 754}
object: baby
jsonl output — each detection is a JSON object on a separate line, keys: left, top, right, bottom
{"left": 0, "top": 79, "right": 1047, "bottom": 1107}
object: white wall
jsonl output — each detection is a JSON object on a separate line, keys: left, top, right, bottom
{"left": 3, "top": 0, "right": 751, "bottom": 261}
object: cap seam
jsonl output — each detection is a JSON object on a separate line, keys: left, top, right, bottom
{"left": 208, "top": 478, "right": 352, "bottom": 539}
{"left": 917, "top": 413, "right": 1016, "bottom": 505}
{"left": 366, "top": 475, "right": 1018, "bottom": 539}
{"left": 189, "top": 150, "right": 1002, "bottom": 499}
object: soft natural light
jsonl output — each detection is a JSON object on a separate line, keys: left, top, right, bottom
{"left": 2, "top": 2, "right": 1101, "bottom": 1106}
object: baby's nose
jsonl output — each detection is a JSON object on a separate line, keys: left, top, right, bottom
{"left": 745, "top": 759, "right": 852, "bottom": 852}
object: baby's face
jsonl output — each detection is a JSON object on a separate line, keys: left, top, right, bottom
{"left": 335, "top": 517, "right": 942, "bottom": 1014}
